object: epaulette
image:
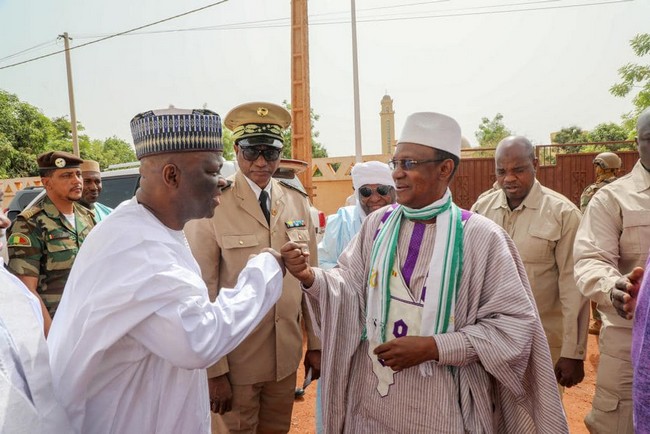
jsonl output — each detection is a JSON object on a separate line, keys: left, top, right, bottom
{"left": 278, "top": 180, "right": 308, "bottom": 197}
{"left": 20, "top": 205, "right": 44, "bottom": 220}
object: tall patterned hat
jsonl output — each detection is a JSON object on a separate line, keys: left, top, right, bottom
{"left": 130, "top": 106, "right": 223, "bottom": 159}
{"left": 224, "top": 102, "right": 291, "bottom": 149}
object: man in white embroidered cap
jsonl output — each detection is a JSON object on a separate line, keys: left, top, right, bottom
{"left": 185, "top": 101, "right": 321, "bottom": 434}
{"left": 281, "top": 112, "right": 568, "bottom": 433}
{"left": 48, "top": 107, "right": 286, "bottom": 434}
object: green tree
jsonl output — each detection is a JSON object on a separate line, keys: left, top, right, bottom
{"left": 610, "top": 33, "right": 650, "bottom": 137}
{"left": 552, "top": 126, "right": 588, "bottom": 144}
{"left": 222, "top": 128, "right": 235, "bottom": 161}
{"left": 475, "top": 113, "right": 512, "bottom": 148}
{"left": 280, "top": 100, "right": 328, "bottom": 159}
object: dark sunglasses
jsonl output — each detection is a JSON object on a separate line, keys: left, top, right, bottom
{"left": 241, "top": 148, "right": 281, "bottom": 162}
{"left": 359, "top": 185, "right": 393, "bottom": 198}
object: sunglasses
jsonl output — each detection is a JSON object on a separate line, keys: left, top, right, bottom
{"left": 241, "top": 148, "right": 282, "bottom": 162}
{"left": 359, "top": 185, "right": 393, "bottom": 198}
{"left": 387, "top": 158, "right": 446, "bottom": 171}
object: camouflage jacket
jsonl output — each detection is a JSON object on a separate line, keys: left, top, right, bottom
{"left": 7, "top": 195, "right": 95, "bottom": 316}
{"left": 579, "top": 176, "right": 617, "bottom": 212}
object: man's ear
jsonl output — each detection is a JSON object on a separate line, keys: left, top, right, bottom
{"left": 161, "top": 163, "right": 180, "bottom": 188}
{"left": 439, "top": 159, "right": 455, "bottom": 181}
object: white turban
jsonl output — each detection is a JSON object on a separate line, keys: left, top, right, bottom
{"left": 351, "top": 161, "right": 395, "bottom": 190}
{"left": 351, "top": 161, "right": 395, "bottom": 218}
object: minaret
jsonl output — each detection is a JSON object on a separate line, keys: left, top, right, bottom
{"left": 380, "top": 94, "right": 395, "bottom": 154}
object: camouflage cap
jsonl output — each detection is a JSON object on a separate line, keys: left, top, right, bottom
{"left": 130, "top": 106, "right": 223, "bottom": 160}
{"left": 224, "top": 102, "right": 291, "bottom": 149}
{"left": 37, "top": 151, "right": 83, "bottom": 171}
{"left": 593, "top": 152, "right": 622, "bottom": 170}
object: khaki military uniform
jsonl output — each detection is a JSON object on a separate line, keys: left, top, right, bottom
{"left": 472, "top": 180, "right": 589, "bottom": 367}
{"left": 574, "top": 161, "right": 650, "bottom": 434}
{"left": 185, "top": 171, "right": 320, "bottom": 433}
{"left": 579, "top": 175, "right": 617, "bottom": 212}
{"left": 7, "top": 195, "right": 95, "bottom": 316}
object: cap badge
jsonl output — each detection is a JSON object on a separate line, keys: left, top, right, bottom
{"left": 257, "top": 107, "right": 269, "bottom": 117}
{"left": 54, "top": 158, "right": 66, "bottom": 168}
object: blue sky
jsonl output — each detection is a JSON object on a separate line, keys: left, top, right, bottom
{"left": 0, "top": 0, "right": 648, "bottom": 156}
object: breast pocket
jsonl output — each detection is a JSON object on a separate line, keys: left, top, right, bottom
{"left": 286, "top": 228, "right": 311, "bottom": 244}
{"left": 45, "top": 229, "right": 78, "bottom": 271}
{"left": 621, "top": 210, "right": 650, "bottom": 257}
{"left": 521, "top": 222, "right": 560, "bottom": 264}
{"left": 221, "top": 234, "right": 260, "bottom": 251}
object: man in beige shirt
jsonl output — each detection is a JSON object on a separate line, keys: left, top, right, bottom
{"left": 574, "top": 108, "right": 650, "bottom": 433}
{"left": 472, "top": 136, "right": 588, "bottom": 390}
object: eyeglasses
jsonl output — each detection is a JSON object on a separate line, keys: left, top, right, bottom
{"left": 387, "top": 158, "right": 446, "bottom": 171}
{"left": 241, "top": 148, "right": 282, "bottom": 162}
{"left": 359, "top": 185, "right": 393, "bottom": 198}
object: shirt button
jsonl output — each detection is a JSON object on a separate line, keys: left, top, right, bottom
{"left": 239, "top": 240, "right": 244, "bottom": 245}
{"left": 275, "top": 317, "right": 280, "bottom": 323}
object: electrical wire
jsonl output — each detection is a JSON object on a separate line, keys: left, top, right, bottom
{"left": 0, "top": 0, "right": 634, "bottom": 70}
{"left": 0, "top": 0, "right": 228, "bottom": 71}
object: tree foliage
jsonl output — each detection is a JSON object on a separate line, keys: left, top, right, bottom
{"left": 0, "top": 89, "right": 136, "bottom": 178}
{"left": 475, "top": 113, "right": 512, "bottom": 148}
{"left": 552, "top": 122, "right": 634, "bottom": 153}
{"left": 610, "top": 33, "right": 650, "bottom": 137}
{"left": 280, "top": 100, "right": 328, "bottom": 159}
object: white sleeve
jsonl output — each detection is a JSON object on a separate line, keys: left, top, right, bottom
{"left": 129, "top": 252, "right": 283, "bottom": 369}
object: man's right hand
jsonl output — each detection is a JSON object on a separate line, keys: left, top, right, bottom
{"left": 280, "top": 242, "right": 315, "bottom": 287}
{"left": 612, "top": 267, "right": 645, "bottom": 320}
{"left": 208, "top": 374, "right": 233, "bottom": 414}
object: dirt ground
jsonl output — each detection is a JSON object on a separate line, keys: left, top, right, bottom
{"left": 289, "top": 334, "right": 599, "bottom": 433}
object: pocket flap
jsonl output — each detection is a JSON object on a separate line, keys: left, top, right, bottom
{"left": 287, "top": 228, "right": 310, "bottom": 243}
{"left": 591, "top": 387, "right": 620, "bottom": 412}
{"left": 528, "top": 220, "right": 561, "bottom": 241}
{"left": 222, "top": 234, "right": 259, "bottom": 249}
{"left": 622, "top": 210, "right": 650, "bottom": 228}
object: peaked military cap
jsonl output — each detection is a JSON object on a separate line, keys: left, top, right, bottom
{"left": 130, "top": 106, "right": 223, "bottom": 160}
{"left": 37, "top": 151, "right": 83, "bottom": 171}
{"left": 224, "top": 102, "right": 291, "bottom": 149}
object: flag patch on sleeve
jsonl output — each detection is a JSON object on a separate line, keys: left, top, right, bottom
{"left": 7, "top": 233, "right": 31, "bottom": 247}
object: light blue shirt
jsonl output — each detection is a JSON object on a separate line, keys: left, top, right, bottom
{"left": 317, "top": 205, "right": 363, "bottom": 270}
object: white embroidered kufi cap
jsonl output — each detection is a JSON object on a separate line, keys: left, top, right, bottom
{"left": 351, "top": 161, "right": 395, "bottom": 190}
{"left": 397, "top": 112, "right": 462, "bottom": 158}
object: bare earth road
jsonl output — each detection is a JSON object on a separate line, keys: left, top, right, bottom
{"left": 289, "top": 334, "right": 599, "bottom": 433}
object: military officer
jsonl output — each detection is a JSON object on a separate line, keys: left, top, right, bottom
{"left": 580, "top": 152, "right": 622, "bottom": 212}
{"left": 6, "top": 151, "right": 95, "bottom": 336}
{"left": 186, "top": 102, "right": 320, "bottom": 434}
{"left": 580, "top": 152, "right": 622, "bottom": 336}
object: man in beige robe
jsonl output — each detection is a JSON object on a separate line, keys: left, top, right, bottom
{"left": 471, "top": 136, "right": 588, "bottom": 391}
{"left": 281, "top": 112, "right": 568, "bottom": 433}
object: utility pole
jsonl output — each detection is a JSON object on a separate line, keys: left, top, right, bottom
{"left": 351, "top": 0, "right": 362, "bottom": 163}
{"left": 290, "top": 0, "right": 313, "bottom": 199}
{"left": 59, "top": 32, "right": 80, "bottom": 157}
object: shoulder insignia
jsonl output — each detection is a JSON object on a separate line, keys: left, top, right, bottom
{"left": 7, "top": 233, "right": 32, "bottom": 247}
{"left": 20, "top": 205, "right": 43, "bottom": 219}
{"left": 278, "top": 180, "right": 308, "bottom": 197}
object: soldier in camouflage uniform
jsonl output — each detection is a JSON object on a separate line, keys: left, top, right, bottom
{"left": 579, "top": 151, "right": 622, "bottom": 336}
{"left": 6, "top": 151, "right": 95, "bottom": 336}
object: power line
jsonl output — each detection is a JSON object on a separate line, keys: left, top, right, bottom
{"left": 74, "top": 0, "right": 632, "bottom": 36}
{"left": 0, "top": 0, "right": 229, "bottom": 71}
{"left": 0, "top": 0, "right": 634, "bottom": 70}
{"left": 0, "top": 39, "right": 58, "bottom": 63}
